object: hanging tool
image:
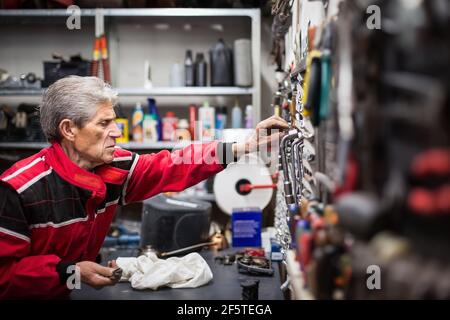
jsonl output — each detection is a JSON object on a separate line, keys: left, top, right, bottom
{"left": 272, "top": 89, "right": 282, "bottom": 117}
{"left": 280, "top": 129, "right": 302, "bottom": 207}
{"left": 335, "top": 10, "right": 354, "bottom": 186}
{"left": 303, "top": 50, "right": 322, "bottom": 126}
{"left": 319, "top": 23, "right": 334, "bottom": 123}
{"left": 91, "top": 9, "right": 111, "bottom": 83}
{"left": 291, "top": 137, "right": 304, "bottom": 205}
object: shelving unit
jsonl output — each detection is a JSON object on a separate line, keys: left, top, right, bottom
{"left": 0, "top": 8, "right": 261, "bottom": 123}
{"left": 0, "top": 141, "right": 194, "bottom": 150}
{"left": 0, "top": 86, "right": 253, "bottom": 96}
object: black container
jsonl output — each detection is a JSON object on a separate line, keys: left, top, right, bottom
{"left": 194, "top": 53, "right": 208, "bottom": 86}
{"left": 140, "top": 194, "right": 211, "bottom": 252}
{"left": 209, "top": 39, "right": 234, "bottom": 86}
{"left": 184, "top": 49, "right": 194, "bottom": 86}
{"left": 42, "top": 55, "right": 90, "bottom": 88}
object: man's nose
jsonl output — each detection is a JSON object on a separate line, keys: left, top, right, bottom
{"left": 109, "top": 121, "right": 122, "bottom": 138}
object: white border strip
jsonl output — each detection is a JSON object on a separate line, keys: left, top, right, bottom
{"left": 29, "top": 216, "right": 89, "bottom": 229}
{"left": 17, "top": 168, "right": 53, "bottom": 194}
{"left": 0, "top": 226, "right": 30, "bottom": 242}
{"left": 2, "top": 157, "right": 44, "bottom": 182}
{"left": 113, "top": 156, "right": 132, "bottom": 162}
{"left": 96, "top": 197, "right": 120, "bottom": 215}
{"left": 122, "top": 153, "right": 139, "bottom": 205}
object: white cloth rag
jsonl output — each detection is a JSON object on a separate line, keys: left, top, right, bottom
{"left": 116, "top": 252, "right": 213, "bottom": 290}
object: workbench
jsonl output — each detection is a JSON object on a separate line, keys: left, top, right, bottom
{"left": 70, "top": 248, "right": 285, "bottom": 300}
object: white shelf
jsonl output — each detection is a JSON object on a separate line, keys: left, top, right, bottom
{"left": 0, "top": 89, "right": 44, "bottom": 96}
{"left": 117, "top": 87, "right": 253, "bottom": 96}
{"left": 0, "top": 142, "right": 49, "bottom": 149}
{"left": 0, "top": 8, "right": 259, "bottom": 18}
{"left": 0, "top": 87, "right": 252, "bottom": 97}
{"left": 118, "top": 141, "right": 193, "bottom": 149}
{"left": 176, "top": 193, "right": 216, "bottom": 202}
{"left": 0, "top": 141, "right": 194, "bottom": 150}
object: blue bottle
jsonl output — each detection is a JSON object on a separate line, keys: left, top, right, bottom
{"left": 147, "top": 98, "right": 162, "bottom": 141}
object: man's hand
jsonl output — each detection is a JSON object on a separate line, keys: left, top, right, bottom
{"left": 76, "top": 261, "right": 120, "bottom": 289}
{"left": 232, "top": 115, "right": 289, "bottom": 158}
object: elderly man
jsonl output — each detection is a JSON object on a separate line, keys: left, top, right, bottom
{"left": 0, "top": 76, "right": 288, "bottom": 299}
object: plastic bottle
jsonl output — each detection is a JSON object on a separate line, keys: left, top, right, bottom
{"left": 162, "top": 111, "right": 178, "bottom": 141}
{"left": 189, "top": 104, "right": 197, "bottom": 140}
{"left": 170, "top": 62, "right": 184, "bottom": 87}
{"left": 143, "top": 114, "right": 158, "bottom": 142}
{"left": 198, "top": 101, "right": 215, "bottom": 140}
{"left": 147, "top": 98, "right": 162, "bottom": 141}
{"left": 184, "top": 50, "right": 194, "bottom": 86}
{"left": 194, "top": 53, "right": 207, "bottom": 86}
{"left": 132, "top": 102, "right": 144, "bottom": 142}
{"left": 215, "top": 106, "right": 227, "bottom": 139}
{"left": 245, "top": 104, "right": 253, "bottom": 129}
{"left": 176, "top": 119, "right": 191, "bottom": 141}
{"left": 115, "top": 118, "right": 129, "bottom": 143}
{"left": 114, "top": 103, "right": 129, "bottom": 143}
{"left": 231, "top": 100, "right": 242, "bottom": 128}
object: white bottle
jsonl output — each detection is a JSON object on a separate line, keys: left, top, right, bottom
{"left": 245, "top": 104, "right": 253, "bottom": 129}
{"left": 198, "top": 101, "right": 215, "bottom": 140}
{"left": 170, "top": 62, "right": 184, "bottom": 87}
{"left": 143, "top": 114, "right": 158, "bottom": 142}
{"left": 231, "top": 100, "right": 242, "bottom": 128}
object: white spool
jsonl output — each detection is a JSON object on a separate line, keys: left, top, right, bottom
{"left": 213, "top": 154, "right": 273, "bottom": 215}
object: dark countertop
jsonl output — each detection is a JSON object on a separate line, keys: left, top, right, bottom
{"left": 70, "top": 247, "right": 284, "bottom": 300}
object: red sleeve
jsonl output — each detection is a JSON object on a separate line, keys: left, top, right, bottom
{"left": 123, "top": 141, "right": 225, "bottom": 204}
{"left": 0, "top": 183, "right": 68, "bottom": 299}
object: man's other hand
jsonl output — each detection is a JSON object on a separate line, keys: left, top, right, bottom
{"left": 76, "top": 261, "right": 120, "bottom": 289}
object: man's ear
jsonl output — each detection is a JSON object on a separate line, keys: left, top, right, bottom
{"left": 59, "top": 119, "right": 77, "bottom": 142}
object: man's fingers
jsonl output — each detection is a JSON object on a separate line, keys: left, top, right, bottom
{"left": 93, "top": 264, "right": 116, "bottom": 278}
{"left": 256, "top": 116, "right": 289, "bottom": 130}
{"left": 91, "top": 273, "right": 116, "bottom": 287}
{"left": 107, "top": 260, "right": 118, "bottom": 268}
{"left": 267, "top": 115, "right": 289, "bottom": 128}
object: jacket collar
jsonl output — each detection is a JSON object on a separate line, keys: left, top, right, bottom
{"left": 45, "top": 142, "right": 106, "bottom": 196}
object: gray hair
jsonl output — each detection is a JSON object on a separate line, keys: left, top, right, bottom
{"left": 39, "top": 76, "right": 118, "bottom": 142}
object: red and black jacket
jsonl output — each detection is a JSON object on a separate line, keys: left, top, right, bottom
{"left": 0, "top": 141, "right": 230, "bottom": 299}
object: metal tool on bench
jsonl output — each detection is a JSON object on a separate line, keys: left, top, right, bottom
{"left": 139, "top": 232, "right": 228, "bottom": 258}
{"left": 237, "top": 254, "right": 274, "bottom": 276}
{"left": 109, "top": 267, "right": 123, "bottom": 281}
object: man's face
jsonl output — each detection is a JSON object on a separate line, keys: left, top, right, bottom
{"left": 72, "top": 102, "right": 121, "bottom": 166}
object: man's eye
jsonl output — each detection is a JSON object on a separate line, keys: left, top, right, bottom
{"left": 100, "top": 121, "right": 108, "bottom": 126}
